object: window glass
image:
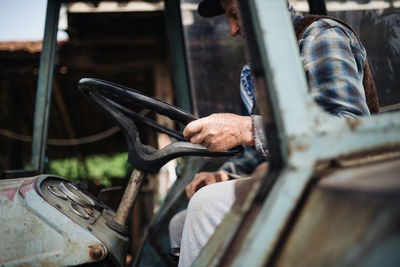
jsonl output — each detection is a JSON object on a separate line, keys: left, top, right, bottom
{"left": 180, "top": 0, "right": 247, "bottom": 117}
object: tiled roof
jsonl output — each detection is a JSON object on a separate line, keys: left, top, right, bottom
{"left": 0, "top": 40, "right": 68, "bottom": 53}
{"left": 0, "top": 41, "right": 43, "bottom": 53}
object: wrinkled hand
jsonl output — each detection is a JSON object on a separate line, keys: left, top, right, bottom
{"left": 185, "top": 170, "right": 230, "bottom": 200}
{"left": 183, "top": 113, "right": 254, "bottom": 152}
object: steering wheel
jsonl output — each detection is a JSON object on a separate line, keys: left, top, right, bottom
{"left": 79, "top": 78, "right": 243, "bottom": 173}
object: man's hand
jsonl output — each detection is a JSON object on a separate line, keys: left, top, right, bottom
{"left": 185, "top": 170, "right": 230, "bottom": 200}
{"left": 183, "top": 113, "right": 254, "bottom": 152}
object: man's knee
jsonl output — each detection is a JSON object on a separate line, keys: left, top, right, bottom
{"left": 187, "top": 180, "right": 235, "bottom": 222}
{"left": 187, "top": 183, "right": 218, "bottom": 214}
{"left": 188, "top": 185, "right": 212, "bottom": 218}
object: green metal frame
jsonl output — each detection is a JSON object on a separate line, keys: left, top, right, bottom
{"left": 30, "top": 0, "right": 61, "bottom": 173}
{"left": 164, "top": 0, "right": 193, "bottom": 114}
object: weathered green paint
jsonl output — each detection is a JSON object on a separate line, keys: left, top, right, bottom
{"left": 31, "top": 0, "right": 61, "bottom": 173}
{"left": 163, "top": 0, "right": 193, "bottom": 115}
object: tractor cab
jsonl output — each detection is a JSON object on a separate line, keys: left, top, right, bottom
{"left": 0, "top": 0, "right": 399, "bottom": 266}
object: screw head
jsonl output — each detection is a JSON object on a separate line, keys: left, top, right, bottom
{"left": 90, "top": 246, "right": 105, "bottom": 261}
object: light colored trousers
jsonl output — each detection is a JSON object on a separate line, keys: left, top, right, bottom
{"left": 169, "top": 178, "right": 252, "bottom": 267}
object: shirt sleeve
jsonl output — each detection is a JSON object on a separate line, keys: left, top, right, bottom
{"left": 219, "top": 145, "right": 267, "bottom": 177}
{"left": 299, "top": 20, "right": 371, "bottom": 118}
{"left": 252, "top": 115, "right": 269, "bottom": 157}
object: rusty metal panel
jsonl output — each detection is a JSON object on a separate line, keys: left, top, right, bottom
{"left": 273, "top": 158, "right": 400, "bottom": 267}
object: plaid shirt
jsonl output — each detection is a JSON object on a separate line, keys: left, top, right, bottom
{"left": 221, "top": 6, "right": 370, "bottom": 176}
{"left": 291, "top": 6, "right": 370, "bottom": 117}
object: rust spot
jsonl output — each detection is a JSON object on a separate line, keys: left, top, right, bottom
{"left": 313, "top": 160, "right": 333, "bottom": 174}
{"left": 290, "top": 142, "right": 310, "bottom": 153}
{"left": 0, "top": 187, "right": 18, "bottom": 200}
{"left": 90, "top": 245, "right": 105, "bottom": 261}
{"left": 335, "top": 145, "right": 400, "bottom": 168}
{"left": 313, "top": 117, "right": 322, "bottom": 126}
{"left": 13, "top": 263, "right": 32, "bottom": 267}
{"left": 346, "top": 119, "right": 361, "bottom": 131}
{"left": 40, "top": 259, "right": 56, "bottom": 267}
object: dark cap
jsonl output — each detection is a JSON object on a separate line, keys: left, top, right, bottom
{"left": 198, "top": 0, "right": 225, "bottom": 17}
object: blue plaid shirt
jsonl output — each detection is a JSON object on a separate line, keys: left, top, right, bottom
{"left": 291, "top": 6, "right": 370, "bottom": 118}
{"left": 220, "top": 6, "right": 370, "bottom": 176}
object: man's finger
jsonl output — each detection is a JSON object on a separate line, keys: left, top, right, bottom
{"left": 186, "top": 175, "right": 201, "bottom": 199}
{"left": 185, "top": 184, "right": 192, "bottom": 199}
{"left": 191, "top": 175, "right": 206, "bottom": 192}
{"left": 183, "top": 119, "right": 204, "bottom": 138}
{"left": 190, "top": 132, "right": 208, "bottom": 145}
{"left": 194, "top": 180, "right": 207, "bottom": 193}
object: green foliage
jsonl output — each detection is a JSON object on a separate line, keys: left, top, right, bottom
{"left": 49, "top": 153, "right": 131, "bottom": 187}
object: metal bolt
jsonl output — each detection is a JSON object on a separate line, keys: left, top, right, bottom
{"left": 90, "top": 246, "right": 105, "bottom": 261}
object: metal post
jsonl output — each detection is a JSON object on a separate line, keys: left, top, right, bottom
{"left": 107, "top": 168, "right": 145, "bottom": 235}
{"left": 164, "top": 0, "right": 193, "bottom": 114}
{"left": 31, "top": 0, "right": 61, "bottom": 173}
{"left": 114, "top": 169, "right": 145, "bottom": 226}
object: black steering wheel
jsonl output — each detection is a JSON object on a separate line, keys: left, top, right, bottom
{"left": 79, "top": 78, "right": 243, "bottom": 173}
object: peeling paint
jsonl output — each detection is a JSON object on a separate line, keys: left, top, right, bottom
{"left": 19, "top": 181, "right": 34, "bottom": 199}
{"left": 0, "top": 187, "right": 18, "bottom": 201}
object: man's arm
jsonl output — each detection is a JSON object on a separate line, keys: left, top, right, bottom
{"left": 299, "top": 19, "right": 371, "bottom": 117}
{"left": 219, "top": 145, "right": 267, "bottom": 175}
